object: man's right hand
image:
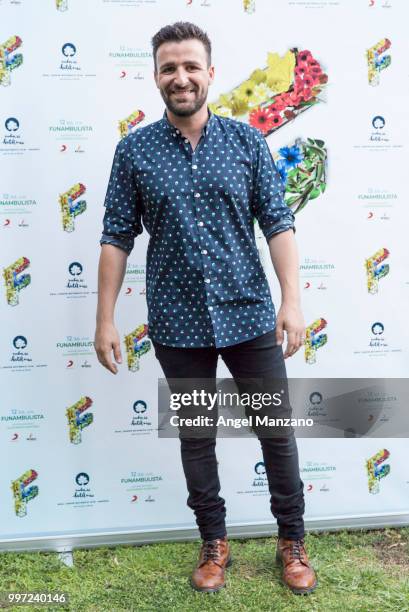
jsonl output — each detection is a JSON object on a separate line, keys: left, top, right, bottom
{"left": 94, "top": 322, "right": 123, "bottom": 374}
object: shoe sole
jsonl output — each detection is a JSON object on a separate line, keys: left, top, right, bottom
{"left": 275, "top": 551, "right": 318, "bottom": 595}
{"left": 190, "top": 556, "right": 233, "bottom": 593}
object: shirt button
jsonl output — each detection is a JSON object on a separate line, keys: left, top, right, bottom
{"left": 208, "top": 306, "right": 213, "bottom": 311}
{"left": 194, "top": 193, "right": 200, "bottom": 198}
{"left": 201, "top": 249, "right": 208, "bottom": 255}
{"left": 205, "top": 278, "right": 211, "bottom": 284}
{"left": 192, "top": 164, "right": 198, "bottom": 170}
{"left": 198, "top": 221, "right": 204, "bottom": 227}
{"left": 184, "top": 138, "right": 189, "bottom": 143}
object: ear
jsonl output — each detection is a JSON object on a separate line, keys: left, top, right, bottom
{"left": 153, "top": 70, "right": 159, "bottom": 89}
{"left": 208, "top": 65, "right": 215, "bottom": 86}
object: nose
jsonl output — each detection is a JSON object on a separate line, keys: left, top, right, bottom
{"left": 173, "top": 67, "right": 190, "bottom": 88}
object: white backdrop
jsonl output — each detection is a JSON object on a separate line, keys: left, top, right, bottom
{"left": 1, "top": 0, "right": 408, "bottom": 551}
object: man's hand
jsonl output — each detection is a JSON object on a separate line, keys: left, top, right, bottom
{"left": 275, "top": 302, "right": 305, "bottom": 359}
{"left": 94, "top": 321, "right": 123, "bottom": 374}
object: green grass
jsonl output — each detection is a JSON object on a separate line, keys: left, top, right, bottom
{"left": 1, "top": 528, "right": 409, "bottom": 611}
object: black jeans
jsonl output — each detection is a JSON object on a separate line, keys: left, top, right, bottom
{"left": 152, "top": 329, "right": 305, "bottom": 541}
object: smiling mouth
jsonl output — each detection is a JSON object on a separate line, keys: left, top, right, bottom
{"left": 171, "top": 89, "right": 196, "bottom": 96}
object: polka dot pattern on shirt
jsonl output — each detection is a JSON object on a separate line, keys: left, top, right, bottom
{"left": 100, "top": 109, "right": 295, "bottom": 348}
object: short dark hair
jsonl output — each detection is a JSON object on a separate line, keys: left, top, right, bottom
{"left": 151, "top": 22, "right": 212, "bottom": 71}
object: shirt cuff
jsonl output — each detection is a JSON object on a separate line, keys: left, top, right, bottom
{"left": 100, "top": 234, "right": 134, "bottom": 255}
{"left": 264, "top": 219, "right": 296, "bottom": 243}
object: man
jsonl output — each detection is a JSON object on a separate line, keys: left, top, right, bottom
{"left": 95, "top": 22, "right": 317, "bottom": 595}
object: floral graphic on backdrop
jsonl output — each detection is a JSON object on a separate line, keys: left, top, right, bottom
{"left": 209, "top": 48, "right": 328, "bottom": 137}
{"left": 273, "top": 138, "right": 327, "bottom": 214}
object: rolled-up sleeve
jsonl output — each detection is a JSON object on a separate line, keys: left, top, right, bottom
{"left": 100, "top": 138, "right": 143, "bottom": 255}
{"left": 250, "top": 129, "right": 295, "bottom": 243}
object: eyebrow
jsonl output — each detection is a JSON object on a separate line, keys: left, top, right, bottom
{"left": 159, "top": 60, "right": 203, "bottom": 70}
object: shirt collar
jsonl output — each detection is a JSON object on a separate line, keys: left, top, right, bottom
{"left": 162, "top": 106, "right": 215, "bottom": 139}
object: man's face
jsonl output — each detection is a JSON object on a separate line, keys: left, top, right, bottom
{"left": 154, "top": 39, "right": 214, "bottom": 117}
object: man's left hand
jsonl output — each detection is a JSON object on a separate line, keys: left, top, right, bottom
{"left": 275, "top": 303, "right": 305, "bottom": 359}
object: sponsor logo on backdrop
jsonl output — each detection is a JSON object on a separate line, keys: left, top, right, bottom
{"left": 0, "top": 335, "right": 47, "bottom": 372}
{"left": 365, "top": 248, "right": 389, "bottom": 294}
{"left": 3, "top": 257, "right": 30, "bottom": 306}
{"left": 186, "top": 0, "right": 211, "bottom": 6}
{"left": 102, "top": 0, "right": 158, "bottom": 7}
{"left": 236, "top": 461, "right": 269, "bottom": 497}
{"left": 370, "top": 115, "right": 389, "bottom": 143}
{"left": 61, "top": 42, "right": 79, "bottom": 70}
{"left": 1, "top": 408, "right": 45, "bottom": 439}
{"left": 353, "top": 322, "right": 402, "bottom": 358}
{"left": 300, "top": 257, "right": 335, "bottom": 291}
{"left": 368, "top": 0, "right": 392, "bottom": 6}
{"left": 304, "top": 318, "right": 327, "bottom": 364}
{"left": 352, "top": 115, "right": 404, "bottom": 152}
{"left": 124, "top": 324, "right": 151, "bottom": 372}
{"left": 0, "top": 36, "right": 23, "bottom": 87}
{"left": 49, "top": 120, "right": 93, "bottom": 152}
{"left": 56, "top": 336, "right": 95, "bottom": 367}
{"left": 366, "top": 38, "right": 391, "bottom": 86}
{"left": 49, "top": 262, "right": 96, "bottom": 299}
{"left": 358, "top": 187, "right": 396, "bottom": 221}
{"left": 108, "top": 46, "right": 152, "bottom": 80}
{"left": 307, "top": 392, "right": 325, "bottom": 417}
{"left": 287, "top": 0, "right": 347, "bottom": 7}
{"left": 353, "top": 116, "right": 402, "bottom": 151}
{"left": 1, "top": 117, "right": 40, "bottom": 156}
{"left": 124, "top": 263, "right": 146, "bottom": 295}
{"left": 57, "top": 473, "right": 109, "bottom": 508}
{"left": 118, "top": 110, "right": 145, "bottom": 139}
{"left": 114, "top": 400, "right": 154, "bottom": 436}
{"left": 12, "top": 469, "right": 38, "bottom": 517}
{"left": 66, "top": 396, "right": 93, "bottom": 444}
{"left": 366, "top": 449, "right": 390, "bottom": 494}
{"left": 357, "top": 389, "right": 396, "bottom": 425}
{"left": 59, "top": 183, "right": 86, "bottom": 231}
{"left": 0, "top": 193, "right": 37, "bottom": 225}
{"left": 3, "top": 117, "right": 22, "bottom": 144}
{"left": 120, "top": 471, "right": 163, "bottom": 501}
{"left": 42, "top": 42, "right": 96, "bottom": 81}
{"left": 301, "top": 460, "right": 336, "bottom": 492}
{"left": 66, "top": 262, "right": 87, "bottom": 288}
{"left": 56, "top": 0, "right": 68, "bottom": 10}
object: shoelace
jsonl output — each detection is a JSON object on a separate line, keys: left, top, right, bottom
{"left": 202, "top": 539, "right": 222, "bottom": 562}
{"left": 289, "top": 538, "right": 306, "bottom": 561}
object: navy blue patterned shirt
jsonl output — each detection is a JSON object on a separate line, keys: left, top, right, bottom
{"left": 100, "top": 109, "right": 295, "bottom": 348}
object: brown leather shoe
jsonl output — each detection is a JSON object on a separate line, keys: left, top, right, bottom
{"left": 276, "top": 537, "right": 318, "bottom": 595}
{"left": 191, "top": 536, "right": 232, "bottom": 593}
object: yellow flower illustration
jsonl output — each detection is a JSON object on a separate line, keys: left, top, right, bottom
{"left": 236, "top": 79, "right": 259, "bottom": 106}
{"left": 209, "top": 104, "right": 232, "bottom": 118}
{"left": 265, "top": 50, "right": 296, "bottom": 93}
{"left": 249, "top": 68, "right": 267, "bottom": 84}
{"left": 252, "top": 83, "right": 274, "bottom": 105}
{"left": 230, "top": 94, "right": 250, "bottom": 115}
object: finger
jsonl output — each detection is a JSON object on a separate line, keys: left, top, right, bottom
{"left": 113, "top": 341, "right": 122, "bottom": 364}
{"left": 284, "top": 330, "right": 297, "bottom": 357}
{"left": 99, "top": 348, "right": 118, "bottom": 374}
{"left": 275, "top": 321, "right": 284, "bottom": 346}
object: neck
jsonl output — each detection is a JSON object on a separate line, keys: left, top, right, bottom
{"left": 166, "top": 103, "right": 209, "bottom": 136}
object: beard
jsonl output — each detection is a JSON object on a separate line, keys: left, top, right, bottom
{"left": 159, "top": 84, "right": 208, "bottom": 117}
